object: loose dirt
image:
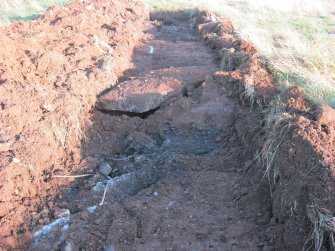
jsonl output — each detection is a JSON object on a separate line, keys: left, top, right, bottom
{"left": 2, "top": 1, "right": 335, "bottom": 251}
{"left": 0, "top": 0, "right": 148, "bottom": 249}
{"left": 27, "top": 11, "right": 272, "bottom": 251}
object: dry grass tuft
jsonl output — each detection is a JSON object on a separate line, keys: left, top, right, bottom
{"left": 306, "top": 201, "right": 335, "bottom": 250}
{"left": 256, "top": 99, "right": 293, "bottom": 195}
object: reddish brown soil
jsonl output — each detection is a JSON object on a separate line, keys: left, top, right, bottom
{"left": 1, "top": 2, "right": 335, "bottom": 251}
{"left": 25, "top": 11, "right": 272, "bottom": 251}
{"left": 0, "top": 0, "right": 147, "bottom": 249}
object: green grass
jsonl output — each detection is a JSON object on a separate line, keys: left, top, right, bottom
{"left": 0, "top": 0, "right": 69, "bottom": 26}
{"left": 1, "top": 0, "right": 334, "bottom": 107}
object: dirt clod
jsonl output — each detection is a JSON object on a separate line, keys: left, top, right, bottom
{"left": 316, "top": 102, "right": 335, "bottom": 126}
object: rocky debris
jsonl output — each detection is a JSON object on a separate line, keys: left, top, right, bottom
{"left": 97, "top": 77, "right": 183, "bottom": 113}
{"left": 99, "top": 162, "right": 112, "bottom": 176}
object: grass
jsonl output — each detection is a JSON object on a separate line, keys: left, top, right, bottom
{"left": 255, "top": 99, "right": 293, "bottom": 196}
{"left": 141, "top": 0, "right": 335, "bottom": 107}
{"left": 307, "top": 201, "right": 335, "bottom": 250}
{"left": 0, "top": 0, "right": 69, "bottom": 26}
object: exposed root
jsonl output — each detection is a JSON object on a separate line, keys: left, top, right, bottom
{"left": 99, "top": 179, "right": 112, "bottom": 206}
{"left": 53, "top": 174, "right": 94, "bottom": 178}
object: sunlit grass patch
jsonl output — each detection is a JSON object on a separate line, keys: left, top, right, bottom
{"left": 0, "top": 0, "right": 70, "bottom": 26}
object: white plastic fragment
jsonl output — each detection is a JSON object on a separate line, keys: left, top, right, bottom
{"left": 148, "top": 45, "right": 154, "bottom": 54}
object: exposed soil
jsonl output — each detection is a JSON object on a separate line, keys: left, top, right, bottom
{"left": 0, "top": 0, "right": 148, "bottom": 248}
{"left": 26, "top": 11, "right": 273, "bottom": 251}
{"left": 1, "top": 1, "right": 335, "bottom": 251}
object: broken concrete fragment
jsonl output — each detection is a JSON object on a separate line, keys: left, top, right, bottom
{"left": 97, "top": 77, "right": 182, "bottom": 113}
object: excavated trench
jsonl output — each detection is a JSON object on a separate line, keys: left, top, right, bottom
{"left": 28, "top": 12, "right": 273, "bottom": 250}
{"left": 1, "top": 2, "right": 334, "bottom": 249}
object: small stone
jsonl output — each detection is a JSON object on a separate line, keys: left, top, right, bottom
{"left": 92, "top": 181, "right": 105, "bottom": 193}
{"left": 87, "top": 205, "right": 97, "bottom": 214}
{"left": 153, "top": 191, "right": 159, "bottom": 196}
{"left": 47, "top": 201, "right": 54, "bottom": 208}
{"left": 99, "top": 162, "right": 112, "bottom": 176}
{"left": 40, "top": 103, "right": 53, "bottom": 112}
{"left": 15, "top": 134, "right": 25, "bottom": 142}
{"left": 11, "top": 157, "right": 20, "bottom": 163}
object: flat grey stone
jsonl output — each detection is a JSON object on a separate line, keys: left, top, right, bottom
{"left": 97, "top": 77, "right": 182, "bottom": 113}
{"left": 99, "top": 162, "right": 112, "bottom": 176}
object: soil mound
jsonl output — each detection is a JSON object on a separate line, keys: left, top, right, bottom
{"left": 0, "top": 0, "right": 147, "bottom": 248}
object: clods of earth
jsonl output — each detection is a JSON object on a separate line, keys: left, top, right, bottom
{"left": 1, "top": 1, "right": 335, "bottom": 251}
